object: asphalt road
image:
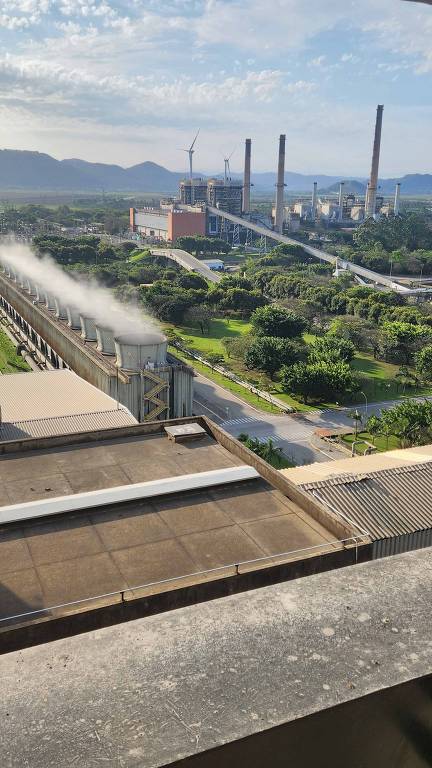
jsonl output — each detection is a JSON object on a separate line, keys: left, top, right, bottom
{"left": 193, "top": 369, "right": 425, "bottom": 466}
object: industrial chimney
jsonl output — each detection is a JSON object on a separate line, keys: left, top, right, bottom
{"left": 242, "top": 138, "right": 252, "bottom": 215}
{"left": 274, "top": 134, "right": 286, "bottom": 233}
{"left": 311, "top": 182, "right": 318, "bottom": 220}
{"left": 365, "top": 105, "right": 384, "bottom": 219}
{"left": 338, "top": 182, "right": 345, "bottom": 222}
{"left": 394, "top": 183, "right": 401, "bottom": 216}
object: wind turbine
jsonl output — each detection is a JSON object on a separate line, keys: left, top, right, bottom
{"left": 182, "top": 129, "right": 200, "bottom": 183}
{"left": 223, "top": 146, "right": 236, "bottom": 183}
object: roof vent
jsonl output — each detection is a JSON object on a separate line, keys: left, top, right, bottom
{"left": 165, "top": 423, "right": 206, "bottom": 443}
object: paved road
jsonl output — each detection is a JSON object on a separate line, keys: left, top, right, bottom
{"left": 193, "top": 371, "right": 347, "bottom": 465}
{"left": 151, "top": 248, "right": 222, "bottom": 284}
{"left": 193, "top": 370, "right": 425, "bottom": 466}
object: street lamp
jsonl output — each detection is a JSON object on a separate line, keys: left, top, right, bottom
{"left": 359, "top": 390, "right": 368, "bottom": 420}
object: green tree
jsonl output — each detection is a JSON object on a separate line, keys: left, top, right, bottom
{"left": 245, "top": 336, "right": 305, "bottom": 379}
{"left": 308, "top": 336, "right": 355, "bottom": 364}
{"left": 366, "top": 414, "right": 382, "bottom": 445}
{"left": 281, "top": 361, "right": 357, "bottom": 403}
{"left": 251, "top": 305, "right": 308, "bottom": 339}
{"left": 380, "top": 321, "right": 431, "bottom": 365}
{"left": 238, "top": 433, "right": 286, "bottom": 469}
{"left": 184, "top": 305, "right": 213, "bottom": 335}
{"left": 415, "top": 345, "right": 432, "bottom": 382}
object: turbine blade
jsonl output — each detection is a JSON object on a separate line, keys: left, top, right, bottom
{"left": 190, "top": 128, "right": 200, "bottom": 151}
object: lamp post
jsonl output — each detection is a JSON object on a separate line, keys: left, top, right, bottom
{"left": 359, "top": 390, "right": 368, "bottom": 420}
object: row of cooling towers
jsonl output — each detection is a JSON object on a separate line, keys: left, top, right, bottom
{"left": 0, "top": 261, "right": 168, "bottom": 374}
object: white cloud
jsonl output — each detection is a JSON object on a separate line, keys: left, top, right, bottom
{"left": 0, "top": 0, "right": 430, "bottom": 173}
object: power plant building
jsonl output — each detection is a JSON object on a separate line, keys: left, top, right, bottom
{"left": 130, "top": 206, "right": 206, "bottom": 243}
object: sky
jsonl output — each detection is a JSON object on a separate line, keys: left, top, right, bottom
{"left": 0, "top": 0, "right": 431, "bottom": 176}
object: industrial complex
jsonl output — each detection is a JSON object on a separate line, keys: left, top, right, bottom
{"left": 1, "top": 101, "right": 432, "bottom": 768}
{"left": 130, "top": 105, "right": 402, "bottom": 243}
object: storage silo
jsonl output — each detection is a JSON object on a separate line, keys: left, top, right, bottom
{"left": 114, "top": 331, "right": 168, "bottom": 371}
{"left": 96, "top": 324, "right": 116, "bottom": 356}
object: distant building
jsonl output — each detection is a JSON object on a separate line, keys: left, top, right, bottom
{"left": 130, "top": 206, "right": 206, "bottom": 242}
{"left": 202, "top": 258, "right": 224, "bottom": 271}
{"left": 179, "top": 179, "right": 208, "bottom": 206}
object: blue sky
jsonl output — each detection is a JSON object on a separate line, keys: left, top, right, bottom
{"left": 0, "top": 0, "right": 431, "bottom": 175}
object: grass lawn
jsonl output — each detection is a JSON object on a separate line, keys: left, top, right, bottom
{"left": 341, "top": 430, "right": 401, "bottom": 455}
{"left": 0, "top": 329, "right": 31, "bottom": 373}
{"left": 170, "top": 318, "right": 251, "bottom": 358}
{"left": 168, "top": 319, "right": 315, "bottom": 413}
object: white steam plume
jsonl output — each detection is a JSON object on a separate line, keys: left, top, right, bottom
{"left": 0, "top": 240, "right": 159, "bottom": 338}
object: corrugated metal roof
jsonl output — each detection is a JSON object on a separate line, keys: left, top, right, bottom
{"left": 280, "top": 444, "right": 432, "bottom": 485}
{"left": 300, "top": 462, "right": 432, "bottom": 541}
{"left": 0, "top": 369, "right": 133, "bottom": 422}
{"left": 0, "top": 409, "right": 136, "bottom": 441}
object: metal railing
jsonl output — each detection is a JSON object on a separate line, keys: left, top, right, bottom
{"left": 0, "top": 534, "right": 368, "bottom": 626}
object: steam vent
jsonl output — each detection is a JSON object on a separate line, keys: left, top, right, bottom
{"left": 0, "top": 253, "right": 194, "bottom": 422}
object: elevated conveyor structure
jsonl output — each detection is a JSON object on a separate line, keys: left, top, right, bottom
{"left": 207, "top": 205, "right": 432, "bottom": 296}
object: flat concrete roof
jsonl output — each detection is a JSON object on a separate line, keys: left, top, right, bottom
{"left": 1, "top": 547, "right": 431, "bottom": 767}
{"left": 0, "top": 428, "right": 345, "bottom": 630}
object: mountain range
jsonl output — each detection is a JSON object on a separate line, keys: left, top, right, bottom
{"left": 0, "top": 149, "right": 431, "bottom": 195}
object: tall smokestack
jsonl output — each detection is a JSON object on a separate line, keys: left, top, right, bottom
{"left": 274, "top": 134, "right": 286, "bottom": 233}
{"left": 394, "top": 183, "right": 401, "bottom": 216}
{"left": 242, "top": 138, "right": 252, "bottom": 215}
{"left": 365, "top": 104, "right": 384, "bottom": 219}
{"left": 338, "top": 181, "right": 345, "bottom": 221}
{"left": 311, "top": 182, "right": 318, "bottom": 220}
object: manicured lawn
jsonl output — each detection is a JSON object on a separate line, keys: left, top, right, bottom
{"left": 171, "top": 318, "right": 251, "bottom": 358}
{"left": 341, "top": 430, "right": 401, "bottom": 455}
{"left": 169, "top": 319, "right": 316, "bottom": 413}
{"left": 0, "top": 329, "right": 31, "bottom": 373}
{"left": 351, "top": 352, "right": 432, "bottom": 404}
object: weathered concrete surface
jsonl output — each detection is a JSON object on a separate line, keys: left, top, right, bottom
{"left": 1, "top": 548, "right": 432, "bottom": 767}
